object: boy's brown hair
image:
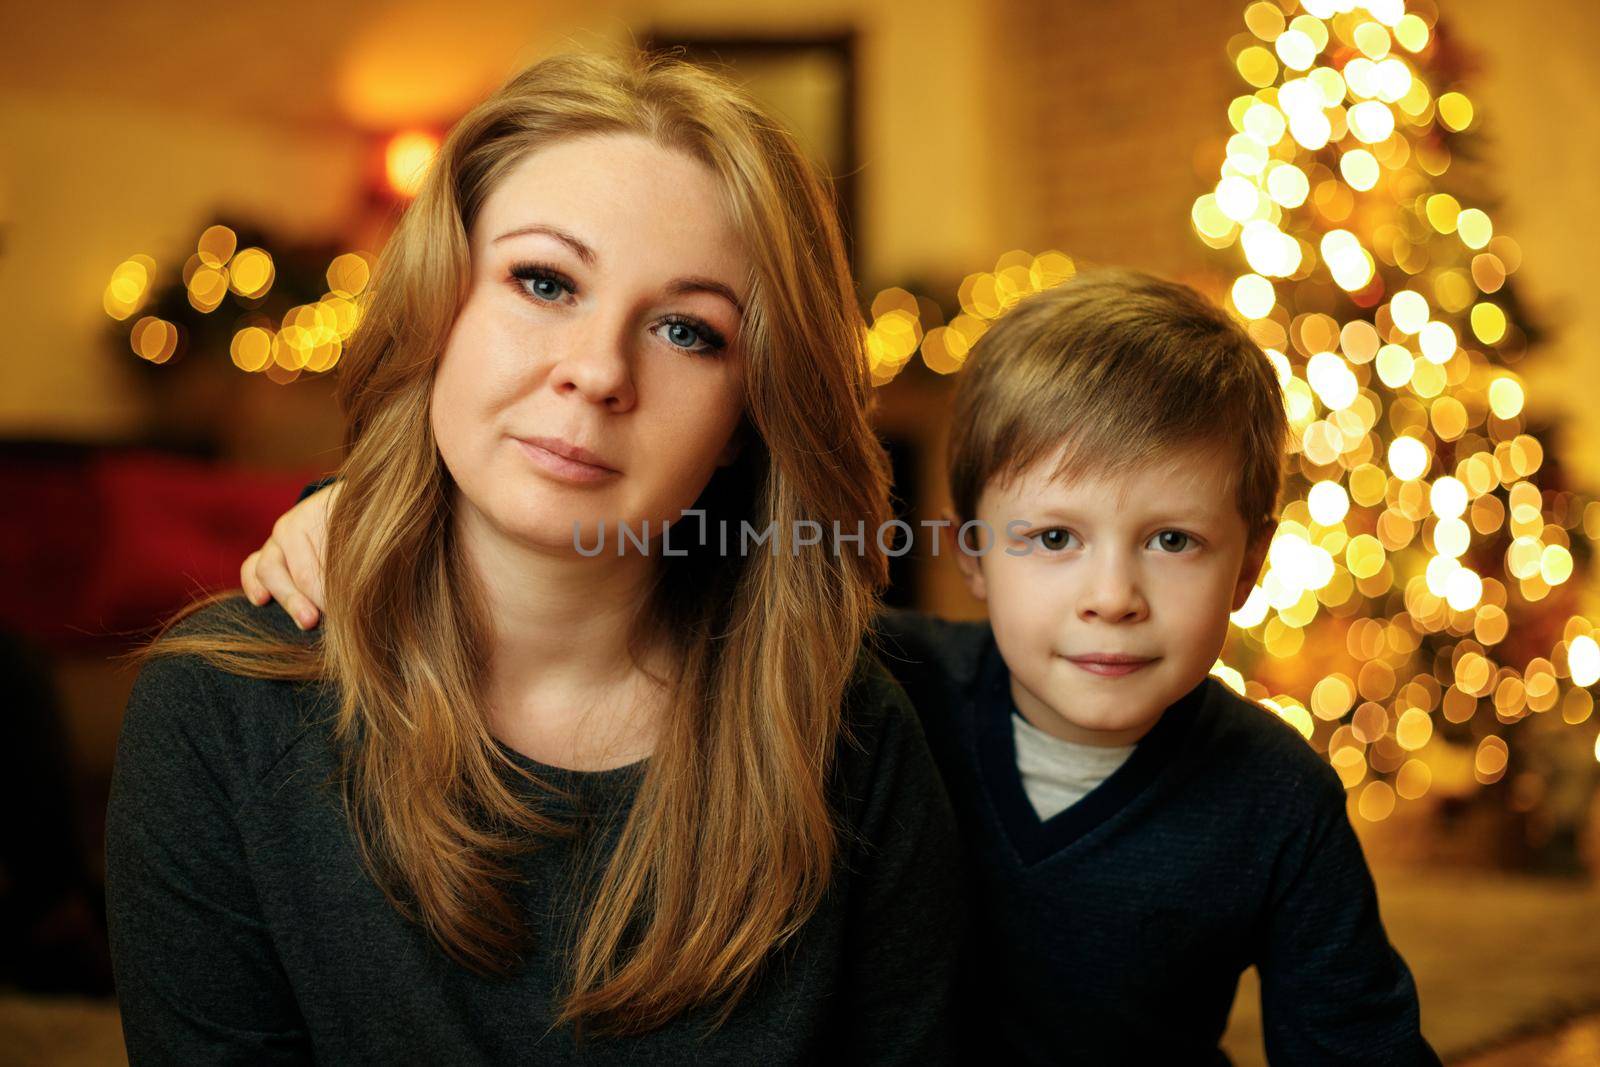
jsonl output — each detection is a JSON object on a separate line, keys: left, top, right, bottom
{"left": 947, "top": 268, "right": 1287, "bottom": 541}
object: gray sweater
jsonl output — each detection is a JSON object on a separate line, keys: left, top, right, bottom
{"left": 106, "top": 601, "right": 964, "bottom": 1065}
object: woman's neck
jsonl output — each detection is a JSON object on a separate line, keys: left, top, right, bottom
{"left": 455, "top": 500, "right": 668, "bottom": 770}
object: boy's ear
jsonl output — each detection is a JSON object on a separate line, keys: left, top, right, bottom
{"left": 1231, "top": 522, "right": 1275, "bottom": 612}
{"left": 945, "top": 506, "right": 988, "bottom": 602}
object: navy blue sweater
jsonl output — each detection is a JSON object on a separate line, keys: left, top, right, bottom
{"left": 872, "top": 608, "right": 1439, "bottom": 1066}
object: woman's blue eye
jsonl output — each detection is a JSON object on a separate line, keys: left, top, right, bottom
{"left": 509, "top": 264, "right": 574, "bottom": 303}
{"left": 529, "top": 277, "right": 564, "bottom": 301}
{"left": 1032, "top": 528, "right": 1078, "bottom": 552}
{"left": 1150, "top": 530, "right": 1192, "bottom": 553}
{"left": 656, "top": 317, "right": 726, "bottom": 355}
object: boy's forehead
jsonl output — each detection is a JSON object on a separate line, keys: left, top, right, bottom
{"left": 991, "top": 439, "right": 1239, "bottom": 511}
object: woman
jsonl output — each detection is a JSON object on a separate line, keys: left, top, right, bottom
{"left": 107, "top": 51, "right": 962, "bottom": 1063}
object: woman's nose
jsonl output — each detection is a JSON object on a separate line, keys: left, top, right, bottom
{"left": 549, "top": 315, "right": 636, "bottom": 411}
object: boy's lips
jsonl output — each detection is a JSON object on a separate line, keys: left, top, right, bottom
{"left": 1062, "top": 653, "right": 1158, "bottom": 678}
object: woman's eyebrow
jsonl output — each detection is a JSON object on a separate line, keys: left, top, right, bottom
{"left": 667, "top": 277, "right": 744, "bottom": 316}
{"left": 492, "top": 224, "right": 596, "bottom": 266}
{"left": 493, "top": 225, "right": 743, "bottom": 315}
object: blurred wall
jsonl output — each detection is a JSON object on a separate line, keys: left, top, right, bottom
{"left": 0, "top": 0, "right": 1000, "bottom": 450}
{"left": 1, "top": 0, "right": 1595, "bottom": 475}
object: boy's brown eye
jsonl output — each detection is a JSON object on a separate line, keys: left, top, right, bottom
{"left": 1037, "top": 528, "right": 1076, "bottom": 551}
{"left": 1152, "top": 530, "right": 1192, "bottom": 553}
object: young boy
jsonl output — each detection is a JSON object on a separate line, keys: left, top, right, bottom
{"left": 873, "top": 269, "right": 1438, "bottom": 1064}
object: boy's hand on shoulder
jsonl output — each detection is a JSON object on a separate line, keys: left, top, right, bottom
{"left": 240, "top": 482, "right": 337, "bottom": 630}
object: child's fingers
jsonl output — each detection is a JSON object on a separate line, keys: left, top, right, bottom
{"left": 256, "top": 542, "right": 320, "bottom": 630}
{"left": 288, "top": 530, "right": 328, "bottom": 615}
{"left": 240, "top": 551, "right": 270, "bottom": 606}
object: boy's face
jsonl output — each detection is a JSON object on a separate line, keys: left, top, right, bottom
{"left": 954, "top": 440, "right": 1269, "bottom": 747}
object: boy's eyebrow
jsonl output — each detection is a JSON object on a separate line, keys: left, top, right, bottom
{"left": 1022, "top": 503, "right": 1228, "bottom": 526}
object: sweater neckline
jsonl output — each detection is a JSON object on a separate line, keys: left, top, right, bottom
{"left": 491, "top": 739, "right": 646, "bottom": 816}
{"left": 973, "top": 636, "right": 1206, "bottom": 867}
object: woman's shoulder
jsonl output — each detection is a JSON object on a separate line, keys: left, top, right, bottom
{"left": 122, "top": 597, "right": 334, "bottom": 806}
{"left": 832, "top": 640, "right": 940, "bottom": 802}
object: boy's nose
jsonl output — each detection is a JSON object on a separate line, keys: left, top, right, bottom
{"left": 1077, "top": 559, "right": 1149, "bottom": 623}
{"left": 549, "top": 317, "right": 636, "bottom": 411}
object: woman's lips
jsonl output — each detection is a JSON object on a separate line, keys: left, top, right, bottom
{"left": 1063, "top": 654, "right": 1157, "bottom": 678}
{"left": 513, "top": 437, "right": 620, "bottom": 485}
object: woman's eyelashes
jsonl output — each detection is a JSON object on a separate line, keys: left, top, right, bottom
{"left": 653, "top": 316, "right": 728, "bottom": 355}
{"left": 509, "top": 262, "right": 576, "bottom": 305}
{"left": 506, "top": 262, "right": 729, "bottom": 356}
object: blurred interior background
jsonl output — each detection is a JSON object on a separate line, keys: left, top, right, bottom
{"left": 3, "top": 1, "right": 1598, "bottom": 1063}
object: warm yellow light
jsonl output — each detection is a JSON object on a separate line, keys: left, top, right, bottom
{"left": 1275, "top": 28, "right": 1317, "bottom": 71}
{"left": 1231, "top": 274, "right": 1276, "bottom": 319}
{"left": 1308, "top": 480, "right": 1350, "bottom": 526}
{"left": 1266, "top": 163, "right": 1310, "bottom": 208}
{"left": 1375, "top": 57, "right": 1412, "bottom": 102}
{"left": 103, "top": 255, "right": 156, "bottom": 320}
{"left": 1353, "top": 21, "right": 1391, "bottom": 60}
{"left": 1237, "top": 46, "right": 1279, "bottom": 88}
{"left": 327, "top": 252, "right": 373, "bottom": 297}
{"left": 1457, "top": 208, "right": 1493, "bottom": 249}
{"left": 1395, "top": 707, "right": 1433, "bottom": 750}
{"left": 1375, "top": 343, "right": 1414, "bottom": 388}
{"left": 1418, "top": 321, "right": 1457, "bottom": 364}
{"left": 1321, "top": 230, "right": 1374, "bottom": 291}
{"left": 1244, "top": 1, "right": 1286, "bottom": 41}
{"left": 1346, "top": 534, "right": 1386, "bottom": 579}
{"left": 1430, "top": 476, "right": 1468, "bottom": 520}
{"left": 230, "top": 327, "right": 274, "bottom": 372}
{"left": 197, "top": 224, "right": 238, "bottom": 269}
{"left": 1426, "top": 193, "right": 1462, "bottom": 234}
{"left": 1241, "top": 221, "right": 1302, "bottom": 276}
{"left": 1216, "top": 176, "right": 1261, "bottom": 222}
{"left": 385, "top": 130, "right": 441, "bottom": 198}
{"left": 1570, "top": 636, "right": 1600, "bottom": 688}
{"left": 1541, "top": 544, "right": 1574, "bottom": 585}
{"left": 1488, "top": 377, "right": 1525, "bottom": 419}
{"left": 229, "top": 247, "right": 275, "bottom": 299}
{"left": 1347, "top": 100, "right": 1395, "bottom": 143}
{"left": 1340, "top": 149, "right": 1381, "bottom": 191}
{"left": 1306, "top": 351, "right": 1357, "bottom": 409}
{"left": 1471, "top": 302, "right": 1507, "bottom": 345}
{"left": 1389, "top": 290, "right": 1429, "bottom": 334}
{"left": 1445, "top": 563, "right": 1483, "bottom": 610}
{"left": 1388, "top": 436, "right": 1430, "bottom": 481}
{"left": 1435, "top": 518, "right": 1471, "bottom": 560}
{"left": 1243, "top": 102, "right": 1287, "bottom": 146}
{"left": 1438, "top": 92, "right": 1475, "bottom": 131}
{"left": 1394, "top": 14, "right": 1430, "bottom": 52}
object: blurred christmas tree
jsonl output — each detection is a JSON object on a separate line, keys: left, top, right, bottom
{"left": 103, "top": 219, "right": 372, "bottom": 454}
{"left": 1183, "top": 0, "right": 1600, "bottom": 863}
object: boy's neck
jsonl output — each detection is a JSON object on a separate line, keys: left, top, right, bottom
{"left": 1009, "top": 675, "right": 1165, "bottom": 748}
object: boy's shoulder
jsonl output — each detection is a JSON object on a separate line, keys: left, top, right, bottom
{"left": 1190, "top": 677, "right": 1346, "bottom": 808}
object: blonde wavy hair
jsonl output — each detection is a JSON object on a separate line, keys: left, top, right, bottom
{"left": 152, "top": 50, "right": 892, "bottom": 1034}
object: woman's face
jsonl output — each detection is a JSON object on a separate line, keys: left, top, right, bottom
{"left": 431, "top": 132, "right": 749, "bottom": 555}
